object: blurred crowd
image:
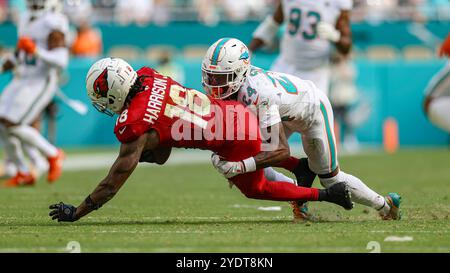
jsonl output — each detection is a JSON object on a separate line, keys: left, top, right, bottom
{"left": 352, "top": 0, "right": 450, "bottom": 23}
{"left": 0, "top": 0, "right": 448, "bottom": 26}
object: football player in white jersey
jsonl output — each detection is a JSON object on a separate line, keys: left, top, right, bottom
{"left": 203, "top": 38, "right": 402, "bottom": 220}
{"left": 0, "top": 0, "right": 67, "bottom": 187}
{"left": 424, "top": 32, "right": 450, "bottom": 134}
{"left": 249, "top": 0, "right": 352, "bottom": 95}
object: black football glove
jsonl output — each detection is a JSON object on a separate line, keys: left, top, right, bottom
{"left": 49, "top": 202, "right": 79, "bottom": 222}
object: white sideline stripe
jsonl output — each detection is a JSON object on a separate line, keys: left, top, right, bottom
{"left": 257, "top": 206, "right": 282, "bottom": 211}
{"left": 62, "top": 145, "right": 380, "bottom": 171}
{"left": 63, "top": 150, "right": 212, "bottom": 171}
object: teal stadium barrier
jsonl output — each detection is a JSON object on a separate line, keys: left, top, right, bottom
{"left": 0, "top": 21, "right": 448, "bottom": 147}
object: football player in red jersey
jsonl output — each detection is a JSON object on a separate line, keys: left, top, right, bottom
{"left": 49, "top": 58, "right": 352, "bottom": 222}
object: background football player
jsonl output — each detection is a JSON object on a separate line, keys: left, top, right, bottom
{"left": 249, "top": 0, "right": 352, "bottom": 95}
{"left": 48, "top": 57, "right": 353, "bottom": 222}
{"left": 423, "top": 32, "right": 450, "bottom": 134}
{"left": 204, "top": 38, "right": 402, "bottom": 220}
{"left": 0, "top": 0, "right": 67, "bottom": 187}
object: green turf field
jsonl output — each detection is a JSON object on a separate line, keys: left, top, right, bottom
{"left": 0, "top": 148, "right": 449, "bottom": 253}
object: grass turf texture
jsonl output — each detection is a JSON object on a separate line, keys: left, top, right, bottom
{"left": 0, "top": 148, "right": 449, "bottom": 252}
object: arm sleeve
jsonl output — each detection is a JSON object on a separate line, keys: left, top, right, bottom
{"left": 36, "top": 47, "right": 69, "bottom": 70}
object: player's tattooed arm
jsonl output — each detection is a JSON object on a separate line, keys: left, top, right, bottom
{"left": 211, "top": 122, "right": 290, "bottom": 178}
{"left": 49, "top": 131, "right": 161, "bottom": 222}
{"left": 252, "top": 122, "right": 290, "bottom": 169}
{"left": 248, "top": 0, "right": 283, "bottom": 52}
{"left": 335, "top": 10, "right": 352, "bottom": 55}
{"left": 74, "top": 132, "right": 159, "bottom": 220}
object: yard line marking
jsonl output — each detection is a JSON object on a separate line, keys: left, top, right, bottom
{"left": 257, "top": 206, "right": 282, "bottom": 211}
{"left": 0, "top": 247, "right": 66, "bottom": 253}
{"left": 384, "top": 236, "right": 414, "bottom": 242}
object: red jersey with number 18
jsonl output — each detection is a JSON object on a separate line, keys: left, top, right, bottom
{"left": 113, "top": 67, "right": 261, "bottom": 154}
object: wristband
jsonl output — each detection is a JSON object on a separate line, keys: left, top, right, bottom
{"left": 242, "top": 157, "right": 257, "bottom": 173}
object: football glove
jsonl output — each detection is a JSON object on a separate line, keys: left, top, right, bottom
{"left": 17, "top": 37, "right": 37, "bottom": 55}
{"left": 211, "top": 153, "right": 256, "bottom": 179}
{"left": 317, "top": 22, "right": 341, "bottom": 42}
{"left": 49, "top": 202, "right": 79, "bottom": 222}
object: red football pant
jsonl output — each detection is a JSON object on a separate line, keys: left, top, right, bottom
{"left": 229, "top": 170, "right": 319, "bottom": 201}
{"left": 218, "top": 137, "right": 318, "bottom": 202}
{"left": 275, "top": 156, "right": 300, "bottom": 172}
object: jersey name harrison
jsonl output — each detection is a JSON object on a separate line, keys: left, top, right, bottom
{"left": 143, "top": 77, "right": 168, "bottom": 124}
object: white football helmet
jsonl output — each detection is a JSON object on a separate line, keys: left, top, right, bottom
{"left": 86, "top": 58, "right": 138, "bottom": 116}
{"left": 202, "top": 38, "right": 250, "bottom": 99}
{"left": 27, "top": 0, "right": 60, "bottom": 17}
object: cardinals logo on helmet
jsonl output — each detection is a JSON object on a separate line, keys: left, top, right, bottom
{"left": 93, "top": 68, "right": 109, "bottom": 98}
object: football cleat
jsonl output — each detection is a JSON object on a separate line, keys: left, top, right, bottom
{"left": 322, "top": 182, "right": 354, "bottom": 210}
{"left": 380, "top": 193, "right": 402, "bottom": 220}
{"left": 47, "top": 149, "right": 65, "bottom": 183}
{"left": 1, "top": 172, "right": 35, "bottom": 188}
{"left": 290, "top": 201, "right": 312, "bottom": 221}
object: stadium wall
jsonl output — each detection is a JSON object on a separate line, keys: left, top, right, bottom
{"left": 0, "top": 21, "right": 448, "bottom": 147}
{"left": 1, "top": 21, "right": 450, "bottom": 50}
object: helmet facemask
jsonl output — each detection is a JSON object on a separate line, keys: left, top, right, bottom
{"left": 202, "top": 69, "right": 240, "bottom": 99}
{"left": 92, "top": 97, "right": 115, "bottom": 117}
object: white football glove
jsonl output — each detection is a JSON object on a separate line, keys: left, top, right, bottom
{"left": 317, "top": 22, "right": 341, "bottom": 42}
{"left": 211, "top": 153, "right": 245, "bottom": 179}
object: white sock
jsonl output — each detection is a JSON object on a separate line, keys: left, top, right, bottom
{"left": 23, "top": 143, "right": 48, "bottom": 171}
{"left": 10, "top": 125, "right": 58, "bottom": 158}
{"left": 3, "top": 158, "right": 17, "bottom": 177}
{"left": 320, "top": 170, "right": 390, "bottom": 214}
{"left": 0, "top": 137, "right": 17, "bottom": 176}
{"left": 0, "top": 124, "right": 29, "bottom": 173}
{"left": 264, "top": 167, "right": 295, "bottom": 184}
